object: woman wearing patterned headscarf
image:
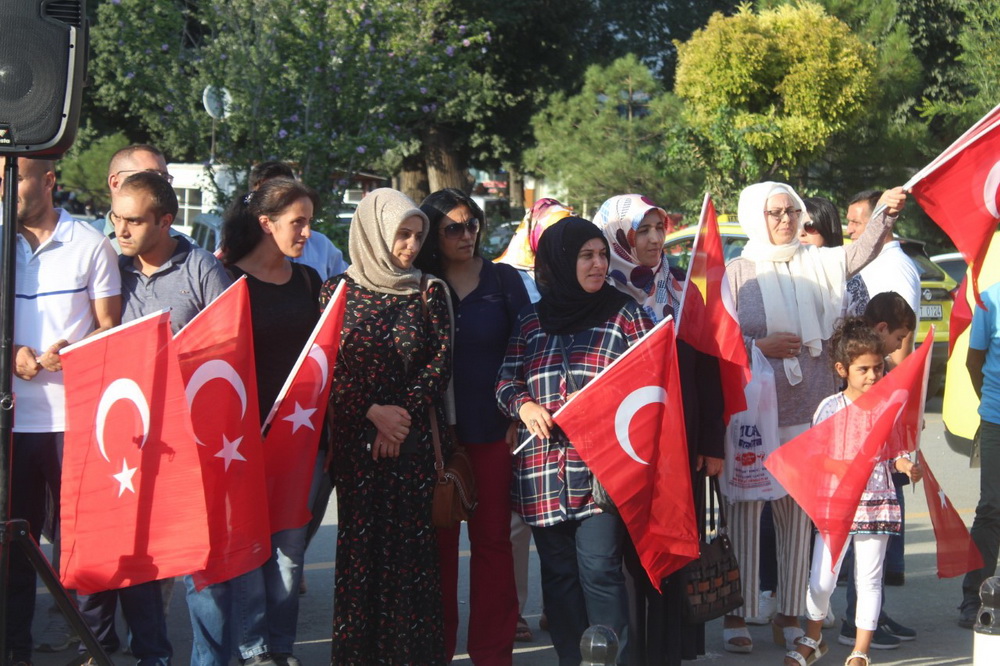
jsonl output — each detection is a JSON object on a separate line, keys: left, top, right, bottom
{"left": 594, "top": 193, "right": 725, "bottom": 666}
{"left": 495, "top": 197, "right": 573, "bottom": 300}
{"left": 322, "top": 188, "right": 454, "bottom": 664}
{"left": 723, "top": 182, "right": 906, "bottom": 659}
{"left": 497, "top": 216, "right": 654, "bottom": 666}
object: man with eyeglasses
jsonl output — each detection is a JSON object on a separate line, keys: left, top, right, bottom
{"left": 102, "top": 144, "right": 195, "bottom": 253}
{"left": 839, "top": 188, "right": 922, "bottom": 651}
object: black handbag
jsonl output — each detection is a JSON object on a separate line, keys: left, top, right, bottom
{"left": 681, "top": 475, "right": 743, "bottom": 624}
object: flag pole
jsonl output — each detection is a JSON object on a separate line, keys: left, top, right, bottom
{"left": 675, "top": 192, "right": 711, "bottom": 335}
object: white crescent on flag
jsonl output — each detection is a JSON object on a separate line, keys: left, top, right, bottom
{"left": 95, "top": 378, "right": 151, "bottom": 462}
{"left": 613, "top": 386, "right": 666, "bottom": 466}
{"left": 983, "top": 160, "right": 1000, "bottom": 218}
{"left": 184, "top": 359, "right": 249, "bottom": 446}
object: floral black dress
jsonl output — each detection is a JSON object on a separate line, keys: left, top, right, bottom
{"left": 321, "top": 275, "right": 453, "bottom": 665}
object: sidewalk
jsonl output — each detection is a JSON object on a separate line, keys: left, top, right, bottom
{"left": 31, "top": 398, "right": 980, "bottom": 664}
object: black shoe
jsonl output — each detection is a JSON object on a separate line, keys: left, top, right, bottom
{"left": 959, "top": 604, "right": 978, "bottom": 629}
{"left": 878, "top": 614, "right": 916, "bottom": 641}
{"left": 242, "top": 654, "right": 280, "bottom": 666}
{"left": 838, "top": 622, "right": 900, "bottom": 650}
{"left": 274, "top": 655, "right": 301, "bottom": 666}
{"left": 884, "top": 570, "right": 905, "bottom": 586}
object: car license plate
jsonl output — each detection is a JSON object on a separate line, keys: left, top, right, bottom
{"left": 920, "top": 304, "right": 943, "bottom": 320}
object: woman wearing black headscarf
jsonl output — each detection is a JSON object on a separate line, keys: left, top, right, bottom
{"left": 496, "top": 217, "right": 654, "bottom": 666}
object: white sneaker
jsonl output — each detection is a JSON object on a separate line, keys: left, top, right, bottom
{"left": 746, "top": 590, "right": 777, "bottom": 625}
{"left": 823, "top": 606, "right": 837, "bottom": 629}
{"left": 34, "top": 605, "right": 79, "bottom": 652}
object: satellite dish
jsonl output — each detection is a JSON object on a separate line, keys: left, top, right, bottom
{"left": 202, "top": 86, "right": 232, "bottom": 120}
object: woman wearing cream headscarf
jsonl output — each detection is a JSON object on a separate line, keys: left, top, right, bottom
{"left": 321, "top": 188, "right": 454, "bottom": 664}
{"left": 721, "top": 182, "right": 906, "bottom": 657}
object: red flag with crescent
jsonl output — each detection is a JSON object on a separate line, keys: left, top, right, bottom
{"left": 906, "top": 103, "right": 1000, "bottom": 307}
{"left": 261, "top": 280, "right": 348, "bottom": 533}
{"left": 765, "top": 330, "right": 933, "bottom": 564}
{"left": 60, "top": 310, "right": 209, "bottom": 594}
{"left": 552, "top": 317, "right": 699, "bottom": 590}
{"left": 676, "top": 193, "right": 750, "bottom": 423}
{"left": 174, "top": 278, "right": 271, "bottom": 589}
{"left": 920, "top": 453, "right": 984, "bottom": 578}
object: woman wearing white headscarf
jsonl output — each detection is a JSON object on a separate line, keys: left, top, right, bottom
{"left": 321, "top": 188, "right": 454, "bottom": 664}
{"left": 721, "top": 182, "right": 906, "bottom": 655}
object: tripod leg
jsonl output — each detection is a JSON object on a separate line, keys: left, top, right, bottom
{"left": 5, "top": 520, "right": 113, "bottom": 666}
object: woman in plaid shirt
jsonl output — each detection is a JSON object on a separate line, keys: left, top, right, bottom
{"left": 496, "top": 217, "right": 653, "bottom": 665}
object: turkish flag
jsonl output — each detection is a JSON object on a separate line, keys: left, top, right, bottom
{"left": 765, "top": 329, "right": 933, "bottom": 563}
{"left": 553, "top": 317, "right": 699, "bottom": 590}
{"left": 260, "top": 279, "right": 347, "bottom": 533}
{"left": 676, "top": 193, "right": 750, "bottom": 423}
{"left": 60, "top": 311, "right": 209, "bottom": 594}
{"left": 950, "top": 276, "right": 973, "bottom": 354}
{"left": 920, "top": 454, "right": 984, "bottom": 578}
{"left": 174, "top": 278, "right": 271, "bottom": 589}
{"left": 906, "top": 103, "right": 1000, "bottom": 306}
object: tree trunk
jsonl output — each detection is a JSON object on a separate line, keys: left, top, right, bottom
{"left": 423, "top": 125, "right": 467, "bottom": 193}
{"left": 398, "top": 153, "right": 429, "bottom": 203}
{"left": 506, "top": 164, "right": 525, "bottom": 221}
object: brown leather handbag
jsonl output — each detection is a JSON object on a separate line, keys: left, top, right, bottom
{"left": 430, "top": 409, "right": 478, "bottom": 527}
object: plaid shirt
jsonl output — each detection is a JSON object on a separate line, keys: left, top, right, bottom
{"left": 496, "top": 301, "right": 652, "bottom": 526}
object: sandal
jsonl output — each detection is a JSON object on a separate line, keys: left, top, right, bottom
{"left": 783, "top": 635, "right": 827, "bottom": 666}
{"left": 514, "top": 616, "right": 533, "bottom": 642}
{"left": 772, "top": 619, "right": 805, "bottom": 650}
{"left": 723, "top": 626, "right": 753, "bottom": 653}
{"left": 844, "top": 652, "right": 869, "bottom": 666}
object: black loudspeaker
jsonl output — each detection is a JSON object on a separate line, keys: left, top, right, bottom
{"left": 0, "top": 0, "right": 87, "bottom": 156}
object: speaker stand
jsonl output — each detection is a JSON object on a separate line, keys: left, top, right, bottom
{"left": 0, "top": 155, "right": 112, "bottom": 666}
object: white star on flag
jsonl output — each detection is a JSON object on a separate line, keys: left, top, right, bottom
{"left": 113, "top": 459, "right": 138, "bottom": 497}
{"left": 283, "top": 402, "right": 317, "bottom": 434}
{"left": 939, "top": 488, "right": 949, "bottom": 509}
{"left": 215, "top": 435, "right": 246, "bottom": 471}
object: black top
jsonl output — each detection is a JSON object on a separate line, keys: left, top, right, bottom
{"left": 228, "top": 263, "right": 321, "bottom": 421}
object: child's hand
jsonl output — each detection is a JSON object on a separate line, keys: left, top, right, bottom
{"left": 895, "top": 456, "right": 922, "bottom": 483}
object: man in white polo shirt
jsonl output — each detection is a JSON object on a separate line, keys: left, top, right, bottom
{"left": 8, "top": 157, "right": 121, "bottom": 666}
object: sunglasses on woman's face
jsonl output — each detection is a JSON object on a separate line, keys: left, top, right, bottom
{"left": 803, "top": 222, "right": 818, "bottom": 233}
{"left": 442, "top": 219, "right": 480, "bottom": 239}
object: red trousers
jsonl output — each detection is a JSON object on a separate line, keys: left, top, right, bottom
{"left": 438, "top": 439, "right": 518, "bottom": 665}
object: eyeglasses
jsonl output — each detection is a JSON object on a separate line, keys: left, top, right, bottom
{"left": 766, "top": 207, "right": 801, "bottom": 220}
{"left": 803, "top": 222, "right": 818, "bottom": 233}
{"left": 442, "top": 219, "right": 480, "bottom": 239}
{"left": 115, "top": 168, "right": 174, "bottom": 184}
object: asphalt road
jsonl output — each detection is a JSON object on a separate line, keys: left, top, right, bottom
{"left": 31, "top": 396, "right": 986, "bottom": 665}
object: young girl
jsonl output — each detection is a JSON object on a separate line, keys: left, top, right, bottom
{"left": 784, "top": 318, "right": 922, "bottom": 666}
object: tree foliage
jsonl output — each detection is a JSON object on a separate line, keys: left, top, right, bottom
{"left": 528, "top": 55, "right": 703, "bottom": 215}
{"left": 673, "top": 3, "right": 876, "bottom": 200}
{"left": 90, "top": 0, "right": 491, "bottom": 212}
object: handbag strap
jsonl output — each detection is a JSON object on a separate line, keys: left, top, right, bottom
{"left": 555, "top": 336, "right": 581, "bottom": 394}
{"left": 709, "top": 475, "right": 730, "bottom": 533}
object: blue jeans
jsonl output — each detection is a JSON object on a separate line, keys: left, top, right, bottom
{"left": 263, "top": 526, "right": 308, "bottom": 654}
{"left": 531, "top": 512, "right": 629, "bottom": 666}
{"left": 185, "top": 567, "right": 270, "bottom": 665}
{"left": 963, "top": 420, "right": 1000, "bottom": 609}
{"left": 77, "top": 582, "right": 172, "bottom": 665}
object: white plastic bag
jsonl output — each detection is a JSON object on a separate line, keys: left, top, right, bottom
{"left": 724, "top": 344, "right": 784, "bottom": 501}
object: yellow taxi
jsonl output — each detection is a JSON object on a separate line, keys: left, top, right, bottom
{"left": 662, "top": 222, "right": 956, "bottom": 398}
{"left": 942, "top": 232, "right": 1000, "bottom": 455}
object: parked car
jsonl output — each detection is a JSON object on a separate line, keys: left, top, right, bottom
{"left": 662, "top": 222, "right": 956, "bottom": 399}
{"left": 941, "top": 233, "right": 1000, "bottom": 456}
{"left": 931, "top": 251, "right": 967, "bottom": 285}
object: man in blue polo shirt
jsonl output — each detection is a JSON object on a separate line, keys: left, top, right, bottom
{"left": 959, "top": 280, "right": 1000, "bottom": 628}
{"left": 73, "top": 171, "right": 231, "bottom": 665}
{"left": 9, "top": 156, "right": 121, "bottom": 666}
